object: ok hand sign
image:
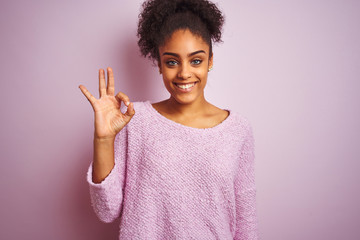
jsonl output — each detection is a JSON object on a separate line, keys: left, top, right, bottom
{"left": 79, "top": 67, "right": 135, "bottom": 140}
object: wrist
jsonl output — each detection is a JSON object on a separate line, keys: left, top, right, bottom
{"left": 93, "top": 134, "right": 116, "bottom": 142}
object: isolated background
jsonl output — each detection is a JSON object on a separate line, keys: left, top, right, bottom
{"left": 1, "top": 0, "right": 359, "bottom": 239}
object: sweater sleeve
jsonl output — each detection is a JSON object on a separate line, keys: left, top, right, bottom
{"left": 86, "top": 127, "right": 128, "bottom": 223}
{"left": 234, "top": 122, "right": 259, "bottom": 240}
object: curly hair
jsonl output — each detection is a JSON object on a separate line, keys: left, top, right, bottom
{"left": 137, "top": 0, "right": 225, "bottom": 62}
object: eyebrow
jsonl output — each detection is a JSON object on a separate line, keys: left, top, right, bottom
{"left": 162, "top": 50, "right": 206, "bottom": 58}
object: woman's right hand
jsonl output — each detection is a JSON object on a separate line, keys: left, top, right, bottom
{"left": 79, "top": 67, "right": 135, "bottom": 140}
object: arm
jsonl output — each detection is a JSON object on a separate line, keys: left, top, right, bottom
{"left": 87, "top": 127, "right": 128, "bottom": 223}
{"left": 79, "top": 67, "right": 134, "bottom": 222}
{"left": 92, "top": 137, "right": 115, "bottom": 183}
{"left": 234, "top": 122, "right": 259, "bottom": 240}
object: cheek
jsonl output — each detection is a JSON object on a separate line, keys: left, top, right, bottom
{"left": 162, "top": 75, "right": 173, "bottom": 91}
{"left": 162, "top": 69, "right": 177, "bottom": 81}
{"left": 195, "top": 68, "right": 208, "bottom": 80}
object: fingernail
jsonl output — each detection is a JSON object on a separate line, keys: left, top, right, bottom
{"left": 125, "top": 101, "right": 130, "bottom": 106}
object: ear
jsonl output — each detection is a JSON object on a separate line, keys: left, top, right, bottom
{"left": 208, "top": 54, "right": 214, "bottom": 71}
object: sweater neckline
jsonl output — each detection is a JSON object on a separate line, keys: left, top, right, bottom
{"left": 143, "top": 100, "right": 232, "bottom": 132}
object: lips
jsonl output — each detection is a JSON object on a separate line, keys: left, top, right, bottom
{"left": 173, "top": 82, "right": 197, "bottom": 92}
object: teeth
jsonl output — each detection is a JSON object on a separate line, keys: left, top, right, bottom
{"left": 176, "top": 83, "right": 195, "bottom": 89}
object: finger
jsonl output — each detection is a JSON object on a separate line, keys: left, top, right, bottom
{"left": 124, "top": 102, "right": 135, "bottom": 118}
{"left": 99, "top": 69, "right": 106, "bottom": 97}
{"left": 107, "top": 67, "right": 115, "bottom": 96}
{"left": 115, "top": 91, "right": 131, "bottom": 106}
{"left": 79, "top": 85, "right": 96, "bottom": 105}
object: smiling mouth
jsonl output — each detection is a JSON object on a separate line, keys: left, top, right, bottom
{"left": 174, "top": 82, "right": 197, "bottom": 90}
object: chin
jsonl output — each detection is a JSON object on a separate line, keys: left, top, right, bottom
{"left": 171, "top": 94, "right": 201, "bottom": 105}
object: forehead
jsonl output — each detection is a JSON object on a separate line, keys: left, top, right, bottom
{"left": 159, "top": 29, "right": 210, "bottom": 56}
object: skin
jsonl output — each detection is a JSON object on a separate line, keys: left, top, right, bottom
{"left": 79, "top": 28, "right": 228, "bottom": 183}
{"left": 153, "top": 29, "right": 229, "bottom": 128}
{"left": 79, "top": 68, "right": 135, "bottom": 183}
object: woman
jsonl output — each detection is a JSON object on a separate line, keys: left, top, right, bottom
{"left": 79, "top": 0, "right": 259, "bottom": 239}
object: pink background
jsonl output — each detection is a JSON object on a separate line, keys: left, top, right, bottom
{"left": 1, "top": 0, "right": 359, "bottom": 239}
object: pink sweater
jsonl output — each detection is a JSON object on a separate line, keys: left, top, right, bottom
{"left": 87, "top": 101, "right": 259, "bottom": 239}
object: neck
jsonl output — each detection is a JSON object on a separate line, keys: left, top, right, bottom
{"left": 165, "top": 96, "right": 209, "bottom": 117}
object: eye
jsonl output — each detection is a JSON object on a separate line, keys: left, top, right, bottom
{"left": 191, "top": 59, "right": 202, "bottom": 65}
{"left": 166, "top": 60, "right": 178, "bottom": 66}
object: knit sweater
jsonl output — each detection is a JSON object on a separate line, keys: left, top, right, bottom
{"left": 87, "top": 101, "right": 258, "bottom": 239}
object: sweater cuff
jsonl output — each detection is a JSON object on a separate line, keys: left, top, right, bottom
{"left": 86, "top": 162, "right": 117, "bottom": 188}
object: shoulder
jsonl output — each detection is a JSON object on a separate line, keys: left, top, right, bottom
{"left": 226, "top": 110, "right": 254, "bottom": 138}
{"left": 117, "top": 101, "right": 150, "bottom": 131}
{"left": 132, "top": 101, "right": 148, "bottom": 112}
{"left": 120, "top": 101, "right": 149, "bottom": 119}
{"left": 231, "top": 111, "right": 252, "bottom": 129}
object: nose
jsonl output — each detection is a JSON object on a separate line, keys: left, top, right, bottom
{"left": 177, "top": 64, "right": 192, "bottom": 80}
